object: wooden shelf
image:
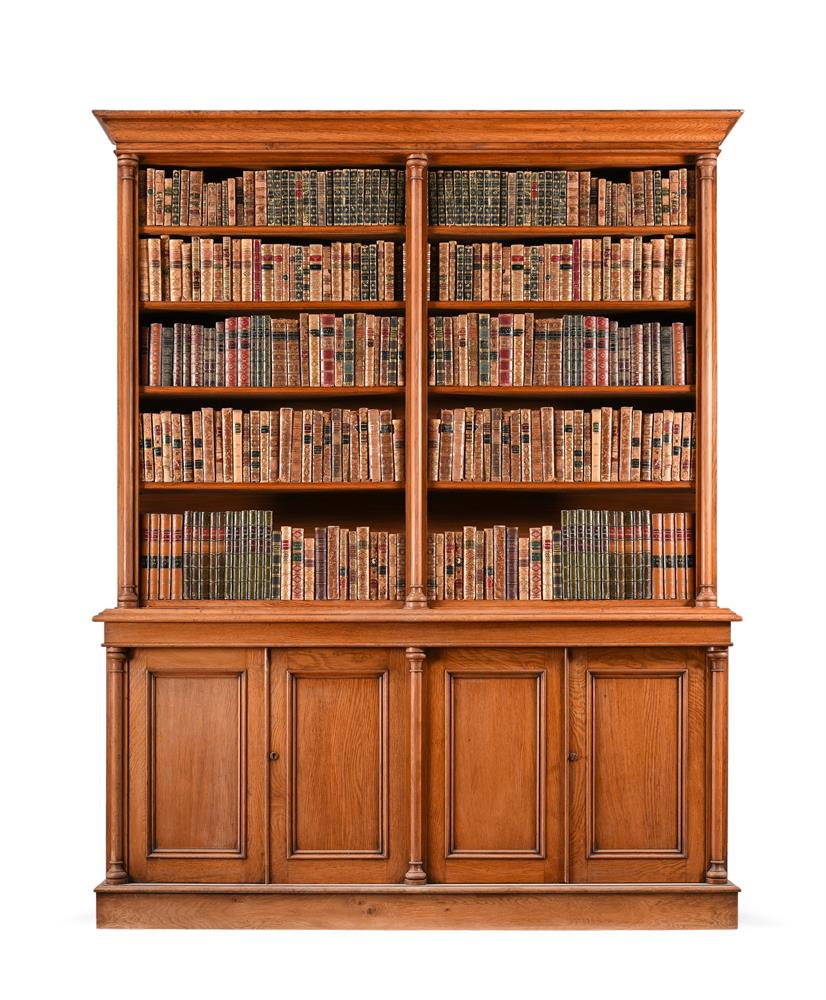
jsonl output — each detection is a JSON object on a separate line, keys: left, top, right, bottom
{"left": 430, "top": 300, "right": 694, "bottom": 313}
{"left": 428, "top": 225, "right": 694, "bottom": 239}
{"left": 140, "top": 482, "right": 404, "bottom": 493}
{"left": 428, "top": 385, "right": 695, "bottom": 398}
{"left": 140, "top": 300, "right": 405, "bottom": 313}
{"left": 140, "top": 225, "right": 405, "bottom": 239}
{"left": 140, "top": 386, "right": 403, "bottom": 400}
{"left": 429, "top": 481, "right": 694, "bottom": 492}
{"left": 140, "top": 481, "right": 403, "bottom": 493}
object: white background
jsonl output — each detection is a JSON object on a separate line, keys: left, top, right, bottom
{"left": 1, "top": 2, "right": 824, "bottom": 997}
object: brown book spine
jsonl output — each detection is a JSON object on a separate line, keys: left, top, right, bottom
{"left": 140, "top": 413, "right": 154, "bottom": 481}
{"left": 147, "top": 513, "right": 160, "bottom": 600}
{"left": 171, "top": 413, "right": 183, "bottom": 482}
{"left": 140, "top": 514, "right": 150, "bottom": 600}
{"left": 160, "top": 410, "right": 173, "bottom": 482}
{"left": 158, "top": 512, "right": 171, "bottom": 599}
{"left": 170, "top": 513, "right": 183, "bottom": 600}
{"left": 630, "top": 408, "right": 642, "bottom": 482}
{"left": 589, "top": 407, "right": 602, "bottom": 482}
{"left": 493, "top": 524, "right": 507, "bottom": 600}
{"left": 619, "top": 406, "right": 633, "bottom": 481}
{"left": 661, "top": 409, "right": 674, "bottom": 482}
{"left": 288, "top": 409, "right": 304, "bottom": 482}
{"left": 311, "top": 410, "right": 324, "bottom": 482}
{"left": 356, "top": 526, "right": 370, "bottom": 600}
{"left": 685, "top": 512, "right": 695, "bottom": 601}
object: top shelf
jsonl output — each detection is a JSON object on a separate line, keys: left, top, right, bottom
{"left": 427, "top": 226, "right": 694, "bottom": 239}
{"left": 139, "top": 225, "right": 406, "bottom": 239}
{"left": 139, "top": 224, "right": 693, "bottom": 240}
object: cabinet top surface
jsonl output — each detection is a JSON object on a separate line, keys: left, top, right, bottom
{"left": 94, "top": 605, "right": 742, "bottom": 624}
{"left": 93, "top": 109, "right": 742, "bottom": 159}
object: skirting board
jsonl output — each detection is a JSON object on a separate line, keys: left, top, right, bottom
{"left": 96, "top": 882, "right": 739, "bottom": 930}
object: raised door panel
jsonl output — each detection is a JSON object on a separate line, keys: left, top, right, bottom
{"left": 427, "top": 649, "right": 564, "bottom": 884}
{"left": 128, "top": 648, "right": 266, "bottom": 883}
{"left": 569, "top": 647, "right": 706, "bottom": 883}
{"left": 270, "top": 649, "right": 406, "bottom": 883}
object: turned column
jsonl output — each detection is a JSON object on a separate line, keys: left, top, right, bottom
{"left": 404, "top": 154, "right": 429, "bottom": 608}
{"left": 105, "top": 647, "right": 129, "bottom": 883}
{"left": 117, "top": 153, "right": 139, "bottom": 607}
{"left": 695, "top": 154, "right": 718, "bottom": 607}
{"left": 706, "top": 646, "right": 729, "bottom": 883}
{"left": 404, "top": 647, "right": 427, "bottom": 883}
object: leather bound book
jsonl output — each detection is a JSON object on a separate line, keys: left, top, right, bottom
{"left": 505, "top": 527, "right": 519, "bottom": 599}
{"left": 630, "top": 408, "right": 642, "bottom": 482}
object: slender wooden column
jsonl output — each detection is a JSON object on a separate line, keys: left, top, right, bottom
{"left": 117, "top": 153, "right": 140, "bottom": 607}
{"left": 404, "top": 154, "right": 429, "bottom": 608}
{"left": 404, "top": 647, "right": 427, "bottom": 883}
{"left": 105, "top": 647, "right": 129, "bottom": 884}
{"left": 705, "top": 646, "right": 728, "bottom": 883}
{"left": 695, "top": 154, "right": 718, "bottom": 607}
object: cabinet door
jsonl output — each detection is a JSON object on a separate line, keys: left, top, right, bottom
{"left": 568, "top": 648, "right": 706, "bottom": 883}
{"left": 269, "top": 649, "right": 407, "bottom": 884}
{"left": 427, "top": 649, "right": 564, "bottom": 884}
{"left": 128, "top": 648, "right": 266, "bottom": 883}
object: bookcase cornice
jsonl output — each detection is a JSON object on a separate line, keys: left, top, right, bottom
{"left": 94, "top": 110, "right": 742, "bottom": 160}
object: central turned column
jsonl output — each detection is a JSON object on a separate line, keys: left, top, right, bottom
{"left": 404, "top": 647, "right": 427, "bottom": 883}
{"left": 404, "top": 153, "right": 429, "bottom": 608}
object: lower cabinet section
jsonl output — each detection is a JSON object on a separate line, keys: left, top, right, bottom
{"left": 121, "top": 644, "right": 719, "bottom": 891}
{"left": 426, "top": 648, "right": 564, "bottom": 883}
{"left": 269, "top": 649, "right": 408, "bottom": 883}
{"left": 567, "top": 647, "right": 707, "bottom": 883}
{"left": 127, "top": 648, "right": 267, "bottom": 883}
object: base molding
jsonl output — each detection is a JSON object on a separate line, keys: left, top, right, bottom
{"left": 96, "top": 881, "right": 739, "bottom": 930}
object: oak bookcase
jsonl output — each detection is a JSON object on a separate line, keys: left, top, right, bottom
{"left": 93, "top": 110, "right": 741, "bottom": 929}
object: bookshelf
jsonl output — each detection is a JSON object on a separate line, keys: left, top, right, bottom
{"left": 93, "top": 110, "right": 741, "bottom": 929}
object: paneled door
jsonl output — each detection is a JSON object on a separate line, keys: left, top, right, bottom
{"left": 127, "top": 648, "right": 267, "bottom": 883}
{"left": 269, "top": 649, "right": 407, "bottom": 883}
{"left": 568, "top": 647, "right": 706, "bottom": 883}
{"left": 426, "top": 649, "right": 565, "bottom": 884}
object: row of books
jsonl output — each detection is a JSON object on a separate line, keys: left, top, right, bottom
{"left": 140, "top": 168, "right": 405, "bottom": 226}
{"left": 429, "top": 408, "right": 694, "bottom": 483}
{"left": 428, "top": 512, "right": 695, "bottom": 601}
{"left": 428, "top": 237, "right": 695, "bottom": 302}
{"left": 141, "top": 509, "right": 694, "bottom": 601}
{"left": 138, "top": 238, "right": 404, "bottom": 302}
{"left": 141, "top": 513, "right": 405, "bottom": 600}
{"left": 428, "top": 169, "right": 694, "bottom": 227}
{"left": 428, "top": 315, "right": 694, "bottom": 387}
{"left": 140, "top": 408, "right": 403, "bottom": 484}
{"left": 141, "top": 315, "right": 405, "bottom": 387}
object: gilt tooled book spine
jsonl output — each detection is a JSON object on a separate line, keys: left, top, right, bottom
{"left": 147, "top": 513, "right": 160, "bottom": 601}
{"left": 158, "top": 513, "right": 171, "bottom": 600}
{"left": 685, "top": 512, "right": 695, "bottom": 601}
{"left": 171, "top": 413, "right": 183, "bottom": 482}
{"left": 630, "top": 408, "right": 642, "bottom": 483}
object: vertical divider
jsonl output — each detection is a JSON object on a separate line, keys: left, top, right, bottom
{"left": 117, "top": 153, "right": 139, "bottom": 607}
{"left": 404, "top": 154, "right": 430, "bottom": 608}
{"left": 695, "top": 153, "right": 718, "bottom": 606}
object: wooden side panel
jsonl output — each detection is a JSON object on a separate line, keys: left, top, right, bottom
{"left": 290, "top": 673, "right": 386, "bottom": 855}
{"left": 128, "top": 648, "right": 266, "bottom": 883}
{"left": 449, "top": 674, "right": 543, "bottom": 855}
{"left": 427, "top": 648, "right": 564, "bottom": 883}
{"left": 569, "top": 647, "right": 706, "bottom": 883}
{"left": 270, "top": 649, "right": 407, "bottom": 884}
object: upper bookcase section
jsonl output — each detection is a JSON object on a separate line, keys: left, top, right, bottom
{"left": 93, "top": 110, "right": 742, "bottom": 167}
